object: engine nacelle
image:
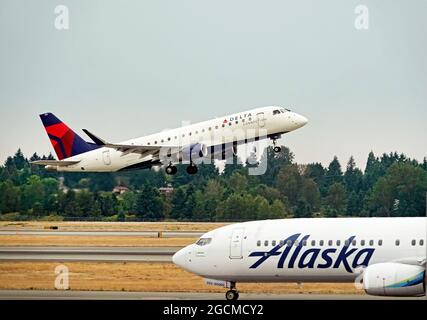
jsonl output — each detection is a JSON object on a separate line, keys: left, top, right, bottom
{"left": 363, "top": 262, "right": 425, "bottom": 297}
{"left": 181, "top": 143, "right": 208, "bottom": 163}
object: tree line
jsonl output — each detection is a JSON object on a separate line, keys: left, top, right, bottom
{"left": 0, "top": 147, "right": 426, "bottom": 221}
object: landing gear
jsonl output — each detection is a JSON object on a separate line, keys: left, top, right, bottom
{"left": 165, "top": 164, "right": 177, "bottom": 175}
{"left": 272, "top": 138, "right": 281, "bottom": 153}
{"left": 186, "top": 163, "right": 198, "bottom": 175}
{"left": 225, "top": 282, "right": 239, "bottom": 301}
{"left": 225, "top": 290, "right": 239, "bottom": 301}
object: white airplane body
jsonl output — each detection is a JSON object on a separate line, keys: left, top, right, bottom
{"left": 32, "top": 106, "right": 308, "bottom": 174}
{"left": 173, "top": 217, "right": 426, "bottom": 300}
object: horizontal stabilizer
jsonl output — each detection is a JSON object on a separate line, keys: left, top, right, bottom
{"left": 31, "top": 160, "right": 80, "bottom": 167}
{"left": 83, "top": 129, "right": 107, "bottom": 146}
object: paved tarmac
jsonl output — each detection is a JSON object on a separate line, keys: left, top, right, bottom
{"left": 0, "top": 290, "right": 423, "bottom": 300}
{"left": 0, "top": 246, "right": 180, "bottom": 262}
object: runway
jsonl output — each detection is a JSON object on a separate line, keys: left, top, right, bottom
{"left": 0, "top": 230, "right": 203, "bottom": 238}
{"left": 0, "top": 290, "right": 423, "bottom": 300}
{"left": 0, "top": 246, "right": 180, "bottom": 262}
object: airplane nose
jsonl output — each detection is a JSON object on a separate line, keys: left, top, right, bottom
{"left": 172, "top": 247, "right": 187, "bottom": 268}
{"left": 295, "top": 114, "right": 308, "bottom": 128}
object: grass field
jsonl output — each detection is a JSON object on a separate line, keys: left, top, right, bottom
{"left": 0, "top": 261, "right": 362, "bottom": 294}
{"left": 0, "top": 221, "right": 227, "bottom": 232}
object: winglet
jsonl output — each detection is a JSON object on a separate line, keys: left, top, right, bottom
{"left": 83, "top": 129, "right": 107, "bottom": 146}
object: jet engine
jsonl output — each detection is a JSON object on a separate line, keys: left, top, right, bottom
{"left": 181, "top": 143, "right": 208, "bottom": 163}
{"left": 363, "top": 262, "right": 425, "bottom": 297}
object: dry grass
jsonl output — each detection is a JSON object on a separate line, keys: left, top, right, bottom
{"left": 0, "top": 261, "right": 362, "bottom": 294}
{"left": 0, "top": 221, "right": 227, "bottom": 232}
{"left": 0, "top": 235, "right": 196, "bottom": 247}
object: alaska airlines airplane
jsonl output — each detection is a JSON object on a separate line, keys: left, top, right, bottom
{"left": 32, "top": 106, "right": 308, "bottom": 174}
{"left": 172, "top": 218, "right": 426, "bottom": 300}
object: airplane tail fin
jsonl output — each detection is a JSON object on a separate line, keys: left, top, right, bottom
{"left": 39, "top": 113, "right": 100, "bottom": 160}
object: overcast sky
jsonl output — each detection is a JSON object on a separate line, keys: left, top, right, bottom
{"left": 1, "top": 0, "right": 426, "bottom": 170}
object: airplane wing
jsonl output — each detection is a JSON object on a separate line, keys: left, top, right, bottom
{"left": 31, "top": 160, "right": 81, "bottom": 166}
{"left": 82, "top": 129, "right": 179, "bottom": 157}
{"left": 392, "top": 257, "right": 426, "bottom": 266}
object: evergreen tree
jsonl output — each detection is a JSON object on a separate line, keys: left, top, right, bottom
{"left": 258, "top": 146, "right": 294, "bottom": 186}
{"left": 344, "top": 156, "right": 364, "bottom": 193}
{"left": 369, "top": 163, "right": 427, "bottom": 217}
{"left": 324, "top": 183, "right": 347, "bottom": 217}
{"left": 134, "top": 185, "right": 164, "bottom": 221}
{"left": 324, "top": 156, "right": 343, "bottom": 190}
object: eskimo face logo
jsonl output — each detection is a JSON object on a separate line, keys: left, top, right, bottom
{"left": 249, "top": 234, "right": 375, "bottom": 273}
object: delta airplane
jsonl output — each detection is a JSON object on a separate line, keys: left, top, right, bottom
{"left": 32, "top": 106, "right": 308, "bottom": 174}
{"left": 172, "top": 217, "right": 426, "bottom": 300}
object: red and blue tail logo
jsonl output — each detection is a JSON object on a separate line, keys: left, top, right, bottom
{"left": 40, "top": 113, "right": 100, "bottom": 160}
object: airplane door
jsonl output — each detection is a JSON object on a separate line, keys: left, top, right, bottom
{"left": 102, "top": 150, "right": 111, "bottom": 165}
{"left": 229, "top": 228, "right": 244, "bottom": 259}
{"left": 257, "top": 112, "right": 266, "bottom": 127}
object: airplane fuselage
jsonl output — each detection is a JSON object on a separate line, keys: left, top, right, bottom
{"left": 173, "top": 218, "right": 426, "bottom": 298}
{"left": 49, "top": 106, "right": 307, "bottom": 172}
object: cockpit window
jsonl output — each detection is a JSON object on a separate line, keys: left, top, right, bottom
{"left": 196, "top": 238, "right": 212, "bottom": 246}
{"left": 273, "top": 110, "right": 281, "bottom": 115}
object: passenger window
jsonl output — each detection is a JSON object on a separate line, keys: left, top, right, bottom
{"left": 273, "top": 110, "right": 281, "bottom": 115}
{"left": 272, "top": 240, "right": 276, "bottom": 246}
{"left": 319, "top": 240, "right": 324, "bottom": 246}
{"left": 202, "top": 129, "right": 205, "bottom": 133}
{"left": 344, "top": 240, "right": 349, "bottom": 246}
{"left": 154, "top": 141, "right": 157, "bottom": 144}
{"left": 222, "top": 124, "right": 225, "bottom": 127}
{"left": 229, "top": 122, "right": 232, "bottom": 126}
{"left": 264, "top": 240, "right": 269, "bottom": 246}
{"left": 378, "top": 240, "right": 383, "bottom": 246}
{"left": 279, "top": 240, "right": 285, "bottom": 246}
{"left": 161, "top": 139, "right": 164, "bottom": 143}
{"left": 352, "top": 240, "right": 356, "bottom": 246}
{"left": 337, "top": 240, "right": 341, "bottom": 246}
{"left": 369, "top": 240, "right": 374, "bottom": 246}
{"left": 235, "top": 121, "right": 238, "bottom": 124}
{"left": 215, "top": 126, "right": 218, "bottom": 129}
{"left": 147, "top": 142, "right": 151, "bottom": 145}
{"left": 302, "top": 240, "right": 307, "bottom": 246}
{"left": 411, "top": 240, "right": 416, "bottom": 246}
{"left": 311, "top": 240, "right": 316, "bottom": 246}
{"left": 328, "top": 240, "right": 332, "bottom": 246}
{"left": 182, "top": 134, "right": 185, "bottom": 137}
{"left": 395, "top": 240, "right": 400, "bottom": 246}
{"left": 361, "top": 240, "right": 365, "bottom": 246}
{"left": 286, "top": 240, "right": 292, "bottom": 246}
{"left": 189, "top": 132, "right": 192, "bottom": 136}
{"left": 420, "top": 239, "right": 425, "bottom": 246}
{"left": 209, "top": 127, "right": 212, "bottom": 131}
{"left": 294, "top": 240, "right": 299, "bottom": 247}
{"left": 168, "top": 137, "right": 171, "bottom": 141}
{"left": 257, "top": 240, "right": 261, "bottom": 247}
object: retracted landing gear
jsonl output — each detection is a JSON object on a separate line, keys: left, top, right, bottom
{"left": 165, "top": 164, "right": 177, "bottom": 175}
{"left": 186, "top": 163, "right": 198, "bottom": 175}
{"left": 225, "top": 282, "right": 239, "bottom": 301}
